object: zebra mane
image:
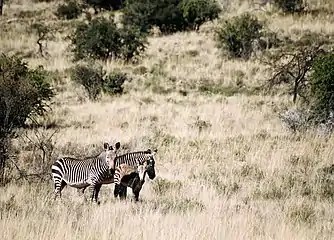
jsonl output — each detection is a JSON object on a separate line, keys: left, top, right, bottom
{"left": 116, "top": 150, "right": 151, "bottom": 158}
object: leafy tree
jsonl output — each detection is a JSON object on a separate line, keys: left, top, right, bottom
{"left": 178, "top": 0, "right": 221, "bottom": 31}
{"left": 215, "top": 13, "right": 265, "bottom": 59}
{"left": 70, "top": 62, "right": 105, "bottom": 101}
{"left": 70, "top": 63, "right": 129, "bottom": 100}
{"left": 69, "top": 17, "right": 147, "bottom": 62}
{"left": 122, "top": 0, "right": 186, "bottom": 34}
{"left": 263, "top": 32, "right": 329, "bottom": 103}
{"left": 0, "top": 54, "right": 55, "bottom": 183}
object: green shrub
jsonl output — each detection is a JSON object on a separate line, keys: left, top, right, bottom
{"left": 178, "top": 0, "right": 221, "bottom": 30}
{"left": 55, "top": 1, "right": 82, "bottom": 20}
{"left": 122, "top": 0, "right": 186, "bottom": 34}
{"left": 0, "top": 54, "right": 55, "bottom": 183}
{"left": 84, "top": 0, "right": 124, "bottom": 13}
{"left": 69, "top": 17, "right": 147, "bottom": 62}
{"left": 70, "top": 63, "right": 105, "bottom": 100}
{"left": 70, "top": 63, "right": 129, "bottom": 100}
{"left": 0, "top": 54, "right": 55, "bottom": 130}
{"left": 215, "top": 13, "right": 265, "bottom": 59}
{"left": 103, "top": 72, "right": 128, "bottom": 95}
{"left": 273, "top": 0, "right": 306, "bottom": 13}
{"left": 308, "top": 53, "right": 334, "bottom": 123}
{"left": 119, "top": 25, "right": 148, "bottom": 63}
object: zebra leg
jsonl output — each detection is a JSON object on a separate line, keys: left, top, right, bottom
{"left": 94, "top": 184, "right": 102, "bottom": 204}
{"left": 54, "top": 180, "right": 67, "bottom": 200}
{"left": 133, "top": 190, "right": 140, "bottom": 202}
{"left": 118, "top": 184, "right": 127, "bottom": 200}
{"left": 132, "top": 183, "right": 143, "bottom": 202}
{"left": 89, "top": 184, "right": 97, "bottom": 203}
{"left": 114, "top": 184, "right": 120, "bottom": 198}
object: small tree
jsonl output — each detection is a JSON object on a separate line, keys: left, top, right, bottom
{"left": 70, "top": 63, "right": 105, "bottom": 101}
{"left": 70, "top": 63, "right": 129, "bottom": 100}
{"left": 263, "top": 33, "right": 329, "bottom": 103}
{"left": 119, "top": 25, "right": 148, "bottom": 63}
{"left": 215, "top": 13, "right": 265, "bottom": 59}
{"left": 30, "top": 23, "right": 54, "bottom": 58}
{"left": 69, "top": 16, "right": 147, "bottom": 62}
{"left": 0, "top": 54, "right": 54, "bottom": 184}
{"left": 122, "top": 0, "right": 186, "bottom": 34}
{"left": 178, "top": 0, "right": 221, "bottom": 31}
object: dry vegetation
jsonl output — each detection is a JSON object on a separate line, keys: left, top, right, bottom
{"left": 1, "top": 0, "right": 334, "bottom": 239}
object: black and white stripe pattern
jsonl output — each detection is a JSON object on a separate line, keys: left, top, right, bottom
{"left": 77, "top": 149, "right": 157, "bottom": 201}
{"left": 113, "top": 149, "right": 157, "bottom": 200}
{"left": 51, "top": 142, "right": 120, "bottom": 203}
{"left": 113, "top": 162, "right": 148, "bottom": 201}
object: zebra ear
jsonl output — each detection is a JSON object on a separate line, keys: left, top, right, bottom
{"left": 115, "top": 142, "right": 121, "bottom": 150}
{"left": 146, "top": 149, "right": 152, "bottom": 154}
{"left": 104, "top": 142, "right": 109, "bottom": 150}
{"left": 152, "top": 149, "right": 158, "bottom": 155}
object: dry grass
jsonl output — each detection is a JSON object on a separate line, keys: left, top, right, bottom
{"left": 1, "top": 0, "right": 334, "bottom": 239}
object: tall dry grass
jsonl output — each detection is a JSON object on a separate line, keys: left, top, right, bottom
{"left": 1, "top": 0, "right": 334, "bottom": 239}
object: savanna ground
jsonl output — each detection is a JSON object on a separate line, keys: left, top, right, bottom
{"left": 1, "top": 0, "right": 334, "bottom": 239}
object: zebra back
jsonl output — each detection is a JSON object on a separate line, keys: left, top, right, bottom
{"left": 114, "top": 150, "right": 153, "bottom": 167}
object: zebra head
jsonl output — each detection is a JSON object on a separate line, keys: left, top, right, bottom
{"left": 145, "top": 148, "right": 157, "bottom": 180}
{"left": 136, "top": 160, "right": 147, "bottom": 184}
{"left": 135, "top": 149, "right": 157, "bottom": 182}
{"left": 103, "top": 142, "right": 121, "bottom": 171}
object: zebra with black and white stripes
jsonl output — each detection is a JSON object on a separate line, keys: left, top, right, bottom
{"left": 78, "top": 148, "right": 157, "bottom": 201}
{"left": 114, "top": 149, "right": 157, "bottom": 200}
{"left": 51, "top": 142, "right": 121, "bottom": 203}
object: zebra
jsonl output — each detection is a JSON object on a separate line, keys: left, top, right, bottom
{"left": 114, "top": 149, "right": 157, "bottom": 200}
{"left": 51, "top": 142, "right": 121, "bottom": 204}
{"left": 79, "top": 149, "right": 157, "bottom": 201}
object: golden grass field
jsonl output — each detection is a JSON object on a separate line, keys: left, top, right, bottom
{"left": 1, "top": 0, "right": 334, "bottom": 239}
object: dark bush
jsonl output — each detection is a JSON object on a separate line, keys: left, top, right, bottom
{"left": 215, "top": 13, "right": 265, "bottom": 59}
{"left": 55, "top": 1, "right": 82, "bottom": 20}
{"left": 69, "top": 17, "right": 147, "bottom": 62}
{"left": 0, "top": 54, "right": 55, "bottom": 130}
{"left": 178, "top": 0, "right": 221, "bottom": 31}
{"left": 119, "top": 25, "right": 148, "bottom": 63}
{"left": 122, "top": 0, "right": 186, "bottom": 34}
{"left": 0, "top": 53, "right": 54, "bottom": 183}
{"left": 70, "top": 63, "right": 105, "bottom": 101}
{"left": 84, "top": 0, "right": 124, "bottom": 13}
{"left": 70, "top": 63, "right": 128, "bottom": 100}
{"left": 103, "top": 72, "right": 128, "bottom": 95}
{"left": 273, "top": 0, "right": 306, "bottom": 13}
{"left": 308, "top": 53, "right": 334, "bottom": 123}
